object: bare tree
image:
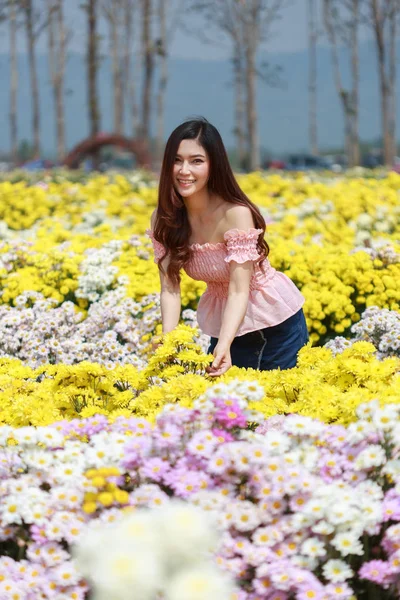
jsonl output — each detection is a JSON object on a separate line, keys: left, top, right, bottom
{"left": 122, "top": 0, "right": 140, "bottom": 137}
{"left": 82, "top": 0, "right": 101, "bottom": 138}
{"left": 102, "top": 0, "right": 125, "bottom": 134}
{"left": 8, "top": 0, "right": 19, "bottom": 162}
{"left": 233, "top": 32, "right": 246, "bottom": 169}
{"left": 154, "top": 0, "right": 184, "bottom": 165}
{"left": 139, "top": 0, "right": 154, "bottom": 141}
{"left": 366, "top": 0, "right": 399, "bottom": 166}
{"left": 155, "top": 0, "right": 166, "bottom": 163}
{"left": 190, "top": 0, "right": 284, "bottom": 172}
{"left": 323, "top": 0, "right": 360, "bottom": 167}
{"left": 47, "top": 0, "right": 69, "bottom": 161}
{"left": 307, "top": 0, "right": 318, "bottom": 155}
{"left": 18, "top": 0, "right": 47, "bottom": 157}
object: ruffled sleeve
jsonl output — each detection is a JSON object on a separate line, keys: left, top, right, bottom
{"left": 223, "top": 228, "right": 263, "bottom": 264}
{"left": 145, "top": 228, "right": 166, "bottom": 264}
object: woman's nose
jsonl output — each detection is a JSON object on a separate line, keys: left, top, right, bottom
{"left": 179, "top": 161, "right": 190, "bottom": 174}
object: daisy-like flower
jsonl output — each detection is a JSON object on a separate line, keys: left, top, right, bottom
{"left": 51, "top": 561, "right": 81, "bottom": 587}
{"left": 331, "top": 531, "right": 364, "bottom": 556}
{"left": 231, "top": 501, "right": 261, "bottom": 532}
{"left": 301, "top": 537, "right": 326, "bottom": 558}
{"left": 359, "top": 559, "right": 391, "bottom": 586}
{"left": 325, "top": 582, "right": 354, "bottom": 599}
{"left": 355, "top": 445, "right": 386, "bottom": 469}
{"left": 323, "top": 559, "right": 354, "bottom": 583}
{"left": 261, "top": 431, "right": 291, "bottom": 454}
{"left": 208, "top": 451, "right": 229, "bottom": 475}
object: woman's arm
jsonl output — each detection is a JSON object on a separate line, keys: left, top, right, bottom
{"left": 207, "top": 206, "right": 255, "bottom": 376}
{"left": 160, "top": 275, "right": 181, "bottom": 334}
{"left": 151, "top": 210, "right": 181, "bottom": 334}
{"left": 207, "top": 261, "right": 252, "bottom": 377}
{"left": 218, "top": 261, "right": 253, "bottom": 347}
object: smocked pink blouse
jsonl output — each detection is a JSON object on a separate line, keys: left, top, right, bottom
{"left": 146, "top": 228, "right": 305, "bottom": 338}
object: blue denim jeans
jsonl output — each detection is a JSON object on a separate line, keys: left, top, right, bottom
{"left": 207, "top": 308, "right": 309, "bottom": 371}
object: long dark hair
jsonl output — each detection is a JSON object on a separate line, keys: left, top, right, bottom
{"left": 153, "top": 117, "right": 269, "bottom": 285}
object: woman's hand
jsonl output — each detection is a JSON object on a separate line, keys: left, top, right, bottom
{"left": 206, "top": 343, "right": 232, "bottom": 377}
{"left": 150, "top": 335, "right": 163, "bottom": 353}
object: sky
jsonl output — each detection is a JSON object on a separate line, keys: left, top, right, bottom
{"left": 0, "top": 0, "right": 386, "bottom": 156}
{"left": 0, "top": 0, "right": 373, "bottom": 60}
{"left": 0, "top": 0, "right": 309, "bottom": 57}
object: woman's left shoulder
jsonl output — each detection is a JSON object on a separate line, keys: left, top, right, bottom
{"left": 224, "top": 204, "right": 255, "bottom": 229}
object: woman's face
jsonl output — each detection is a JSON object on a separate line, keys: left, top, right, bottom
{"left": 173, "top": 139, "right": 210, "bottom": 197}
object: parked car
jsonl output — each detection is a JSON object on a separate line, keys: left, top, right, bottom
{"left": 21, "top": 159, "right": 54, "bottom": 171}
{"left": 284, "top": 154, "right": 335, "bottom": 171}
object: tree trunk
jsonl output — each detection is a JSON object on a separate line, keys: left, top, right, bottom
{"left": 243, "top": 2, "right": 260, "bottom": 172}
{"left": 155, "top": 0, "right": 167, "bottom": 166}
{"left": 308, "top": 0, "right": 318, "bottom": 155}
{"left": 233, "top": 41, "right": 246, "bottom": 170}
{"left": 140, "top": 0, "right": 154, "bottom": 141}
{"left": 108, "top": 3, "right": 124, "bottom": 134}
{"left": 371, "top": 0, "right": 392, "bottom": 166}
{"left": 123, "top": 0, "right": 139, "bottom": 137}
{"left": 9, "top": 0, "right": 18, "bottom": 163}
{"left": 349, "top": 0, "right": 359, "bottom": 166}
{"left": 343, "top": 100, "right": 352, "bottom": 166}
{"left": 48, "top": 0, "right": 66, "bottom": 161}
{"left": 56, "top": 0, "right": 66, "bottom": 159}
{"left": 87, "top": 0, "right": 101, "bottom": 138}
{"left": 388, "top": 2, "right": 397, "bottom": 163}
{"left": 25, "top": 0, "right": 40, "bottom": 157}
{"left": 245, "top": 41, "right": 260, "bottom": 171}
{"left": 324, "top": 0, "right": 360, "bottom": 167}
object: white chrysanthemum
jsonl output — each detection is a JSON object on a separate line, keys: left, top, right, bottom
{"left": 231, "top": 501, "right": 261, "bottom": 532}
{"left": 159, "top": 502, "right": 220, "bottom": 568}
{"left": 383, "top": 458, "right": 400, "bottom": 478}
{"left": 283, "top": 415, "right": 324, "bottom": 437}
{"left": 88, "top": 543, "right": 161, "bottom": 600}
{"left": 114, "top": 511, "right": 163, "bottom": 550}
{"left": 12, "top": 427, "right": 39, "bottom": 446}
{"left": 260, "top": 431, "right": 291, "bottom": 454}
{"left": 355, "top": 444, "right": 386, "bottom": 469}
{"left": 356, "top": 400, "right": 379, "bottom": 420}
{"left": 312, "top": 521, "right": 335, "bottom": 536}
{"left": 372, "top": 405, "right": 399, "bottom": 431}
{"left": 1, "top": 496, "right": 24, "bottom": 525}
{"left": 24, "top": 450, "right": 54, "bottom": 470}
{"left": 331, "top": 531, "right": 363, "bottom": 556}
{"left": 357, "top": 480, "right": 384, "bottom": 501}
{"left": 164, "top": 564, "right": 236, "bottom": 600}
{"left": 36, "top": 427, "right": 65, "bottom": 448}
{"left": 301, "top": 537, "right": 326, "bottom": 558}
{"left": 346, "top": 420, "right": 376, "bottom": 444}
{"left": 327, "top": 502, "right": 358, "bottom": 527}
{"left": 323, "top": 559, "right": 354, "bottom": 582}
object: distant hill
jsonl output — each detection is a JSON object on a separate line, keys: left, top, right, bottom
{"left": 0, "top": 40, "right": 398, "bottom": 158}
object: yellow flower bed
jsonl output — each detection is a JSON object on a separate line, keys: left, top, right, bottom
{"left": 0, "top": 326, "right": 398, "bottom": 428}
{"left": 0, "top": 171, "right": 398, "bottom": 428}
{"left": 1, "top": 172, "right": 399, "bottom": 340}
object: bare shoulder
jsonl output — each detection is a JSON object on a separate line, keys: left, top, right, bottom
{"left": 224, "top": 204, "right": 255, "bottom": 230}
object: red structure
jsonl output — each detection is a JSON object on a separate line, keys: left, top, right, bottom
{"left": 63, "top": 133, "right": 152, "bottom": 169}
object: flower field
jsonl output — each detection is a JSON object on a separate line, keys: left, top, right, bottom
{"left": 0, "top": 170, "right": 399, "bottom": 599}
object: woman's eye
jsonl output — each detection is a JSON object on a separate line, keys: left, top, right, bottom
{"left": 193, "top": 160, "right": 203, "bottom": 164}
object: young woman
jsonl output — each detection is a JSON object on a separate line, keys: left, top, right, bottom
{"left": 146, "top": 117, "right": 309, "bottom": 377}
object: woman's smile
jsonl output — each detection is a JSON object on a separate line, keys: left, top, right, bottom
{"left": 173, "top": 139, "right": 210, "bottom": 196}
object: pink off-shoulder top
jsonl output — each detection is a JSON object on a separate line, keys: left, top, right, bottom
{"left": 146, "top": 227, "right": 305, "bottom": 338}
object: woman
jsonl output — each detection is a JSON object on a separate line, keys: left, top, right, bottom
{"left": 146, "top": 117, "right": 309, "bottom": 377}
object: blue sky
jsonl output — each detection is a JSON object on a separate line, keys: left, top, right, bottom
{"left": 0, "top": 0, "right": 306, "bottom": 56}
{"left": 0, "top": 0, "right": 373, "bottom": 59}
